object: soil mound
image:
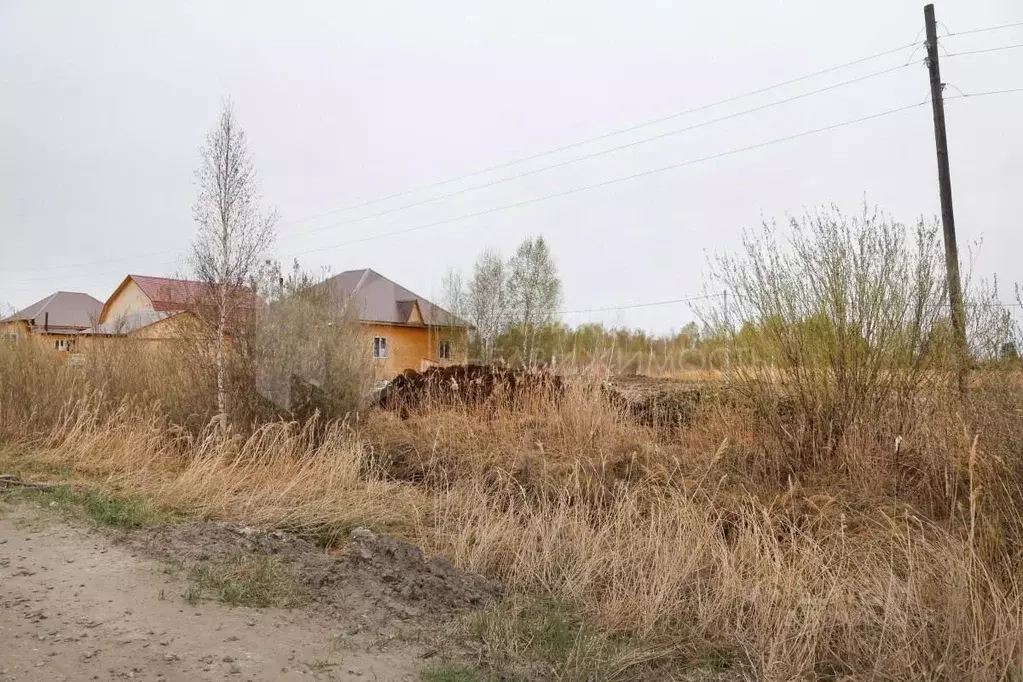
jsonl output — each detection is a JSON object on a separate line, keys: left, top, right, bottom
{"left": 120, "top": 521, "right": 501, "bottom": 630}
{"left": 376, "top": 364, "right": 564, "bottom": 416}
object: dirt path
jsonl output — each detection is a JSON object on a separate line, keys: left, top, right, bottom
{"left": 0, "top": 506, "right": 433, "bottom": 681}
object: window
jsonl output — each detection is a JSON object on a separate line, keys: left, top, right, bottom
{"left": 54, "top": 338, "right": 71, "bottom": 352}
{"left": 439, "top": 339, "right": 451, "bottom": 360}
{"left": 3, "top": 332, "right": 18, "bottom": 342}
{"left": 373, "top": 336, "right": 387, "bottom": 359}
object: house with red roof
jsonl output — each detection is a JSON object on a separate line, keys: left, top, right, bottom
{"left": 81, "top": 274, "right": 259, "bottom": 340}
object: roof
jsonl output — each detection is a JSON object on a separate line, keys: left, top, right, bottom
{"left": 313, "top": 269, "right": 467, "bottom": 327}
{"left": 101, "top": 275, "right": 263, "bottom": 322}
{"left": 81, "top": 310, "right": 180, "bottom": 335}
{"left": 129, "top": 275, "right": 208, "bottom": 312}
{"left": 1, "top": 291, "right": 103, "bottom": 330}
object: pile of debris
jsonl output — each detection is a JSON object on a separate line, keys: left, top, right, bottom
{"left": 376, "top": 364, "right": 564, "bottom": 416}
{"left": 602, "top": 375, "right": 704, "bottom": 427}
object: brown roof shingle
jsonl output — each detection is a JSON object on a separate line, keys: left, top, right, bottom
{"left": 314, "top": 269, "right": 467, "bottom": 327}
{"left": 2, "top": 291, "right": 103, "bottom": 331}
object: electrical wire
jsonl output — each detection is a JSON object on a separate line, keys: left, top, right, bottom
{"left": 558, "top": 293, "right": 722, "bottom": 315}
{"left": 6, "top": 87, "right": 1021, "bottom": 296}
{"left": 269, "top": 61, "right": 919, "bottom": 244}
{"left": 945, "top": 20, "right": 1023, "bottom": 38}
{"left": 289, "top": 100, "right": 930, "bottom": 257}
{"left": 945, "top": 43, "right": 1023, "bottom": 58}
{"left": 9, "top": 42, "right": 923, "bottom": 277}
{"left": 270, "top": 39, "right": 922, "bottom": 229}
{"left": 946, "top": 86, "right": 1023, "bottom": 100}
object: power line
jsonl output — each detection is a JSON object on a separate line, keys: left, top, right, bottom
{"left": 289, "top": 100, "right": 930, "bottom": 258}
{"left": 7, "top": 85, "right": 1020, "bottom": 298}
{"left": 560, "top": 295, "right": 1021, "bottom": 317}
{"left": 13, "top": 249, "right": 183, "bottom": 275}
{"left": 946, "top": 86, "right": 1023, "bottom": 100}
{"left": 270, "top": 61, "right": 919, "bottom": 244}
{"left": 269, "top": 39, "right": 922, "bottom": 228}
{"left": 8, "top": 47, "right": 923, "bottom": 278}
{"left": 558, "top": 293, "right": 722, "bottom": 315}
{"left": 289, "top": 86, "right": 1023, "bottom": 258}
{"left": 6, "top": 87, "right": 1021, "bottom": 295}
{"left": 945, "top": 43, "right": 1023, "bottom": 58}
{"left": 944, "top": 20, "right": 1023, "bottom": 38}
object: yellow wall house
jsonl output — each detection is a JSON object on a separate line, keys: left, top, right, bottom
{"left": 314, "top": 269, "right": 469, "bottom": 380}
{"left": 79, "top": 274, "right": 214, "bottom": 343}
{"left": 0, "top": 291, "right": 103, "bottom": 356}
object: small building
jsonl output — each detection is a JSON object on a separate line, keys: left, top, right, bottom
{"left": 315, "top": 269, "right": 469, "bottom": 379}
{"left": 0, "top": 291, "right": 103, "bottom": 355}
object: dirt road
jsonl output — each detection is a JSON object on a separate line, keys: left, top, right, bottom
{"left": 0, "top": 505, "right": 448, "bottom": 681}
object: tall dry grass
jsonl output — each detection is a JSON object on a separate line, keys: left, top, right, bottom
{"left": 2, "top": 339, "right": 1023, "bottom": 679}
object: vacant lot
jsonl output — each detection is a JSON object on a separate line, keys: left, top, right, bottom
{"left": 3, "top": 331, "right": 1023, "bottom": 680}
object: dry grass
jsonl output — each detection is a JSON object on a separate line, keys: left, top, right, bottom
{"left": 2, "top": 342, "right": 1023, "bottom": 680}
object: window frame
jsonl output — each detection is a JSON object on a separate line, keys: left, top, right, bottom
{"left": 439, "top": 339, "right": 451, "bottom": 360}
{"left": 373, "top": 336, "right": 387, "bottom": 359}
{"left": 54, "top": 338, "right": 71, "bottom": 352}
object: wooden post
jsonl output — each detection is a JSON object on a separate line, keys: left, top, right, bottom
{"left": 924, "top": 3, "right": 970, "bottom": 393}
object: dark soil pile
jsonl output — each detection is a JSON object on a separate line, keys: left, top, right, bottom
{"left": 376, "top": 364, "right": 565, "bottom": 417}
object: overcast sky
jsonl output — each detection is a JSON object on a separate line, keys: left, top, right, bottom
{"left": 2, "top": 0, "right": 1021, "bottom": 332}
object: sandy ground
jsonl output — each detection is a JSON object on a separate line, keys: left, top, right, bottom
{"left": 0, "top": 505, "right": 446, "bottom": 682}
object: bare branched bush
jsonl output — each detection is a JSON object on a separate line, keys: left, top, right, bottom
{"left": 252, "top": 284, "right": 374, "bottom": 423}
{"left": 710, "top": 206, "right": 963, "bottom": 468}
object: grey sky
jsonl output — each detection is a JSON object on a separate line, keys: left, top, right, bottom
{"left": 2, "top": 0, "right": 1021, "bottom": 333}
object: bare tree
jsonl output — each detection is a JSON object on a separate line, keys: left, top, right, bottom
{"left": 466, "top": 248, "right": 508, "bottom": 363}
{"left": 439, "top": 267, "right": 466, "bottom": 323}
{"left": 191, "top": 101, "right": 278, "bottom": 429}
{"left": 506, "top": 236, "right": 561, "bottom": 363}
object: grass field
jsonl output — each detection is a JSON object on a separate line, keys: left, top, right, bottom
{"left": 2, "top": 338, "right": 1023, "bottom": 680}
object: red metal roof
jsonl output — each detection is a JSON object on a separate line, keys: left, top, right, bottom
{"left": 127, "top": 275, "right": 261, "bottom": 312}
{"left": 129, "top": 275, "right": 206, "bottom": 312}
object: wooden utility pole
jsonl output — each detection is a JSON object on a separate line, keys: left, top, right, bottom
{"left": 924, "top": 3, "right": 969, "bottom": 393}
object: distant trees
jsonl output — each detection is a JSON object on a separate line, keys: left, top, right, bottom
{"left": 466, "top": 249, "right": 508, "bottom": 362}
{"left": 445, "top": 237, "right": 561, "bottom": 365}
{"left": 191, "top": 101, "right": 279, "bottom": 429}
{"left": 507, "top": 237, "right": 562, "bottom": 362}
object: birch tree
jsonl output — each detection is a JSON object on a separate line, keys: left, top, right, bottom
{"left": 506, "top": 236, "right": 561, "bottom": 363}
{"left": 191, "top": 101, "right": 278, "bottom": 429}
{"left": 439, "top": 267, "right": 466, "bottom": 323}
{"left": 466, "top": 248, "right": 509, "bottom": 363}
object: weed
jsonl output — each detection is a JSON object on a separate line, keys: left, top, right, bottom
{"left": 421, "top": 663, "right": 484, "bottom": 682}
{"left": 183, "top": 584, "right": 202, "bottom": 606}
{"left": 187, "top": 554, "right": 298, "bottom": 608}
{"left": 10, "top": 485, "right": 169, "bottom": 529}
{"left": 471, "top": 601, "right": 629, "bottom": 681}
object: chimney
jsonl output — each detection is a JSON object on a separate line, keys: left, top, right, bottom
{"left": 44, "top": 312, "right": 49, "bottom": 332}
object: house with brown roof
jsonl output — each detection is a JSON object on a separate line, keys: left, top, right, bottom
{"left": 0, "top": 291, "right": 103, "bottom": 355}
{"left": 314, "top": 269, "right": 469, "bottom": 379}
